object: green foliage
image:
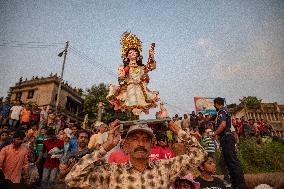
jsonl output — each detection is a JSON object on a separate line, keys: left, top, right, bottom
{"left": 239, "top": 96, "right": 262, "bottom": 109}
{"left": 215, "top": 138, "right": 284, "bottom": 174}
{"left": 237, "top": 137, "right": 284, "bottom": 173}
{"left": 83, "top": 83, "right": 131, "bottom": 123}
{"left": 77, "top": 88, "right": 84, "bottom": 97}
{"left": 5, "top": 88, "right": 12, "bottom": 102}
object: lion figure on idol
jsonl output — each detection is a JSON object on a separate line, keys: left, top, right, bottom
{"left": 107, "top": 32, "right": 160, "bottom": 116}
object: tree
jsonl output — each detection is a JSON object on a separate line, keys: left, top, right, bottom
{"left": 239, "top": 96, "right": 262, "bottom": 108}
{"left": 83, "top": 83, "right": 131, "bottom": 123}
{"left": 78, "top": 88, "right": 83, "bottom": 97}
{"left": 5, "top": 87, "right": 12, "bottom": 102}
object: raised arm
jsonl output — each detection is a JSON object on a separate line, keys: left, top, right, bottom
{"left": 65, "top": 120, "right": 121, "bottom": 188}
{"left": 160, "top": 121, "right": 206, "bottom": 182}
{"left": 145, "top": 43, "right": 156, "bottom": 72}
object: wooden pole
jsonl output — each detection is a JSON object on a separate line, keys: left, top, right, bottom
{"left": 97, "top": 102, "right": 103, "bottom": 122}
{"left": 56, "top": 41, "right": 69, "bottom": 111}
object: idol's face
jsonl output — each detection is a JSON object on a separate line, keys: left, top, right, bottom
{"left": 127, "top": 49, "right": 138, "bottom": 61}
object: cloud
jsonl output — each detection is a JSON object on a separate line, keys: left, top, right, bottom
{"left": 195, "top": 19, "right": 284, "bottom": 81}
{"left": 195, "top": 37, "right": 243, "bottom": 80}
{"left": 196, "top": 37, "right": 221, "bottom": 60}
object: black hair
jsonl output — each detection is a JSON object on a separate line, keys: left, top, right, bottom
{"left": 41, "top": 126, "right": 47, "bottom": 130}
{"left": 71, "top": 124, "right": 80, "bottom": 129}
{"left": 174, "top": 179, "right": 195, "bottom": 189}
{"left": 46, "top": 128, "right": 55, "bottom": 136}
{"left": 0, "top": 130, "right": 9, "bottom": 136}
{"left": 13, "top": 130, "right": 26, "bottom": 139}
{"left": 156, "top": 133, "right": 168, "bottom": 146}
{"left": 197, "top": 155, "right": 213, "bottom": 172}
{"left": 78, "top": 129, "right": 90, "bottom": 139}
{"left": 9, "top": 128, "right": 15, "bottom": 132}
{"left": 31, "top": 122, "right": 38, "bottom": 127}
{"left": 123, "top": 48, "right": 144, "bottom": 67}
{"left": 213, "top": 97, "right": 224, "bottom": 105}
{"left": 121, "top": 131, "right": 127, "bottom": 139}
{"left": 156, "top": 133, "right": 167, "bottom": 142}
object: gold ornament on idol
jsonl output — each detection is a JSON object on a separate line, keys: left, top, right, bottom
{"left": 131, "top": 67, "right": 140, "bottom": 74}
{"left": 120, "top": 32, "right": 143, "bottom": 61}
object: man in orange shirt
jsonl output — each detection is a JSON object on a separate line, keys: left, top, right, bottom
{"left": 20, "top": 104, "right": 31, "bottom": 129}
{"left": 0, "top": 130, "right": 29, "bottom": 184}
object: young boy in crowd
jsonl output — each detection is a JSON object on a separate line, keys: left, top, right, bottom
{"left": 195, "top": 156, "right": 226, "bottom": 189}
{"left": 157, "top": 133, "right": 174, "bottom": 159}
{"left": 36, "top": 129, "right": 64, "bottom": 189}
{"left": 201, "top": 129, "right": 216, "bottom": 157}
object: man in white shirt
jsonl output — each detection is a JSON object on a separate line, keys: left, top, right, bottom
{"left": 182, "top": 114, "right": 191, "bottom": 132}
{"left": 9, "top": 101, "right": 23, "bottom": 129}
{"left": 39, "top": 106, "right": 48, "bottom": 130}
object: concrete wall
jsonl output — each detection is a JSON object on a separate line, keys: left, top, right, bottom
{"left": 36, "top": 83, "right": 55, "bottom": 106}
{"left": 10, "top": 83, "right": 54, "bottom": 106}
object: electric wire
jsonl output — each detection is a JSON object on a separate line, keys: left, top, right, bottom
{"left": 69, "top": 45, "right": 116, "bottom": 76}
{"left": 69, "top": 47, "right": 117, "bottom": 79}
{"left": 69, "top": 45, "right": 117, "bottom": 79}
{"left": 0, "top": 40, "right": 65, "bottom": 49}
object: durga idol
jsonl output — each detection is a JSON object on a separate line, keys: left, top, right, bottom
{"left": 107, "top": 32, "right": 160, "bottom": 116}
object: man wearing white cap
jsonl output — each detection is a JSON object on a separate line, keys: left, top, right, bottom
{"left": 88, "top": 122, "right": 107, "bottom": 149}
{"left": 66, "top": 120, "right": 206, "bottom": 189}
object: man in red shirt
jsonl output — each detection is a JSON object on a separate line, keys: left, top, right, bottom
{"left": 257, "top": 119, "right": 265, "bottom": 136}
{"left": 36, "top": 129, "right": 63, "bottom": 189}
{"left": 236, "top": 118, "right": 243, "bottom": 136}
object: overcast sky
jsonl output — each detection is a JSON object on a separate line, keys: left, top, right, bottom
{"left": 0, "top": 0, "right": 283, "bottom": 118}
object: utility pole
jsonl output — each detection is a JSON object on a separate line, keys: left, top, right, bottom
{"left": 55, "top": 41, "right": 69, "bottom": 111}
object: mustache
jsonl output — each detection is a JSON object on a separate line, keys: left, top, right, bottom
{"left": 134, "top": 147, "right": 147, "bottom": 152}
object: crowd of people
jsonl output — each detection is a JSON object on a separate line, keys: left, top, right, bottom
{"left": 232, "top": 117, "right": 273, "bottom": 138}
{"left": 0, "top": 98, "right": 280, "bottom": 189}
